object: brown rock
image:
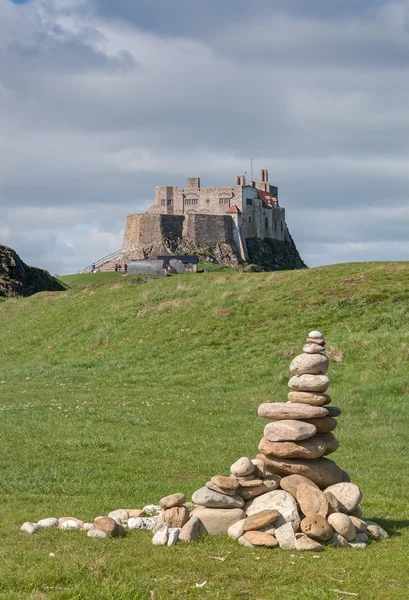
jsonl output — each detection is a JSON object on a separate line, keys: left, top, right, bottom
{"left": 264, "top": 420, "right": 317, "bottom": 442}
{"left": 279, "top": 474, "right": 319, "bottom": 498}
{"left": 238, "top": 479, "right": 263, "bottom": 488}
{"left": 324, "top": 483, "right": 362, "bottom": 513}
{"left": 237, "top": 479, "right": 280, "bottom": 501}
{"left": 327, "top": 513, "right": 356, "bottom": 541}
{"left": 157, "top": 507, "right": 190, "bottom": 528}
{"left": 179, "top": 516, "right": 205, "bottom": 542}
{"left": 295, "top": 533, "right": 323, "bottom": 551}
{"left": 327, "top": 532, "right": 349, "bottom": 547}
{"left": 211, "top": 475, "right": 239, "bottom": 490}
{"left": 192, "top": 507, "right": 245, "bottom": 535}
{"left": 325, "top": 490, "right": 342, "bottom": 514}
{"left": 301, "top": 515, "right": 333, "bottom": 542}
{"left": 301, "top": 417, "right": 337, "bottom": 433}
{"left": 206, "top": 481, "right": 237, "bottom": 496}
{"left": 243, "top": 531, "right": 278, "bottom": 547}
{"left": 350, "top": 516, "right": 367, "bottom": 533}
{"left": 306, "top": 338, "right": 325, "bottom": 345}
{"left": 303, "top": 343, "right": 326, "bottom": 354}
{"left": 159, "top": 493, "right": 186, "bottom": 509}
{"left": 288, "top": 374, "right": 329, "bottom": 393}
{"left": 297, "top": 483, "right": 328, "bottom": 517}
{"left": 320, "top": 432, "right": 339, "bottom": 455}
{"left": 258, "top": 402, "right": 328, "bottom": 420}
{"left": 58, "top": 517, "right": 84, "bottom": 528}
{"left": 290, "top": 353, "right": 329, "bottom": 375}
{"left": 259, "top": 435, "right": 327, "bottom": 460}
{"left": 243, "top": 510, "right": 280, "bottom": 532}
{"left": 93, "top": 517, "right": 117, "bottom": 537}
{"left": 127, "top": 509, "right": 143, "bottom": 518}
{"left": 251, "top": 458, "right": 266, "bottom": 478}
{"left": 288, "top": 391, "right": 331, "bottom": 406}
{"left": 258, "top": 455, "right": 346, "bottom": 488}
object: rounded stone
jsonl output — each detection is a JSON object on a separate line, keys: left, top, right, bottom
{"left": 301, "top": 515, "right": 333, "bottom": 542}
{"left": 230, "top": 457, "right": 255, "bottom": 477}
{"left": 127, "top": 517, "right": 157, "bottom": 530}
{"left": 108, "top": 510, "right": 129, "bottom": 521}
{"left": 87, "top": 529, "right": 107, "bottom": 539}
{"left": 83, "top": 523, "right": 94, "bottom": 531}
{"left": 324, "top": 483, "right": 362, "bottom": 513}
{"left": 325, "top": 490, "right": 342, "bottom": 514}
{"left": 303, "top": 344, "right": 326, "bottom": 355}
{"left": 127, "top": 509, "right": 143, "bottom": 518}
{"left": 288, "top": 391, "right": 331, "bottom": 406}
{"left": 349, "top": 516, "right": 367, "bottom": 533}
{"left": 288, "top": 375, "right": 330, "bottom": 393}
{"left": 60, "top": 520, "right": 81, "bottom": 530}
{"left": 306, "top": 338, "right": 325, "bottom": 345}
{"left": 301, "top": 417, "right": 337, "bottom": 433}
{"left": 244, "top": 490, "right": 300, "bottom": 531}
{"left": 290, "top": 353, "right": 329, "bottom": 376}
{"left": 354, "top": 532, "right": 369, "bottom": 543}
{"left": 351, "top": 506, "right": 364, "bottom": 519}
{"left": 227, "top": 518, "right": 246, "bottom": 540}
{"left": 152, "top": 524, "right": 169, "bottom": 546}
{"left": 211, "top": 475, "right": 239, "bottom": 490}
{"left": 237, "top": 479, "right": 280, "bottom": 501}
{"left": 258, "top": 455, "right": 346, "bottom": 488}
{"left": 251, "top": 458, "right": 266, "bottom": 479}
{"left": 296, "top": 483, "right": 328, "bottom": 517}
{"left": 327, "top": 532, "right": 349, "bottom": 547}
{"left": 309, "top": 330, "right": 324, "bottom": 339}
{"left": 327, "top": 406, "right": 342, "bottom": 417}
{"left": 192, "top": 487, "right": 244, "bottom": 509}
{"left": 243, "top": 510, "right": 280, "bottom": 532}
{"left": 206, "top": 481, "right": 237, "bottom": 496}
{"left": 179, "top": 515, "right": 205, "bottom": 542}
{"left": 37, "top": 518, "right": 58, "bottom": 529}
{"left": 159, "top": 493, "right": 186, "bottom": 510}
{"left": 258, "top": 403, "right": 328, "bottom": 420}
{"left": 295, "top": 533, "right": 323, "bottom": 551}
{"left": 58, "top": 517, "right": 84, "bottom": 528}
{"left": 320, "top": 432, "right": 339, "bottom": 455}
{"left": 274, "top": 522, "right": 296, "bottom": 549}
{"left": 20, "top": 522, "right": 38, "bottom": 534}
{"left": 243, "top": 531, "right": 278, "bottom": 547}
{"left": 259, "top": 435, "right": 327, "bottom": 460}
{"left": 327, "top": 513, "right": 356, "bottom": 541}
{"left": 279, "top": 474, "right": 319, "bottom": 498}
{"left": 191, "top": 507, "right": 245, "bottom": 535}
{"left": 157, "top": 506, "right": 190, "bottom": 528}
{"left": 93, "top": 517, "right": 117, "bottom": 537}
{"left": 264, "top": 420, "right": 317, "bottom": 442}
{"left": 366, "top": 521, "right": 388, "bottom": 539}
{"left": 349, "top": 542, "right": 367, "bottom": 549}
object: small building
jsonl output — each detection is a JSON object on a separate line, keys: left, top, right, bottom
{"left": 156, "top": 255, "right": 199, "bottom": 273}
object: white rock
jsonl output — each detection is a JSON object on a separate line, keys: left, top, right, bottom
{"left": 309, "top": 331, "right": 324, "bottom": 339}
{"left": 238, "top": 535, "right": 254, "bottom": 548}
{"left": 274, "top": 522, "right": 296, "bottom": 549}
{"left": 83, "top": 523, "right": 94, "bottom": 531}
{"left": 37, "top": 518, "right": 58, "bottom": 529}
{"left": 245, "top": 490, "right": 300, "bottom": 531}
{"left": 324, "top": 483, "right": 362, "bottom": 513}
{"left": 111, "top": 516, "right": 122, "bottom": 525}
{"left": 20, "top": 522, "right": 38, "bottom": 534}
{"left": 348, "top": 542, "right": 367, "bottom": 549}
{"left": 230, "top": 457, "right": 255, "bottom": 477}
{"left": 128, "top": 517, "right": 157, "bottom": 530}
{"left": 142, "top": 504, "right": 161, "bottom": 516}
{"left": 366, "top": 521, "right": 388, "bottom": 539}
{"left": 167, "top": 528, "right": 180, "bottom": 546}
{"left": 108, "top": 510, "right": 129, "bottom": 521}
{"left": 152, "top": 524, "right": 169, "bottom": 545}
{"left": 227, "top": 519, "right": 246, "bottom": 540}
{"left": 60, "top": 520, "right": 81, "bottom": 530}
{"left": 87, "top": 529, "right": 107, "bottom": 538}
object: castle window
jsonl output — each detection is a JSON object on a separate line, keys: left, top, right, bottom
{"left": 249, "top": 216, "right": 252, "bottom": 223}
{"left": 192, "top": 199, "right": 198, "bottom": 205}
{"left": 161, "top": 199, "right": 166, "bottom": 206}
{"left": 167, "top": 199, "right": 172, "bottom": 206}
{"left": 281, "top": 221, "right": 283, "bottom": 231}
{"left": 206, "top": 199, "right": 209, "bottom": 204}
{"left": 265, "top": 217, "right": 269, "bottom": 229}
{"left": 275, "top": 218, "right": 277, "bottom": 230}
{"left": 219, "top": 198, "right": 229, "bottom": 205}
{"left": 185, "top": 199, "right": 191, "bottom": 206}
{"left": 246, "top": 198, "right": 253, "bottom": 206}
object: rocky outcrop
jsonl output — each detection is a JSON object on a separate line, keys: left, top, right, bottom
{"left": 245, "top": 234, "right": 307, "bottom": 271}
{"left": 0, "top": 245, "right": 65, "bottom": 298}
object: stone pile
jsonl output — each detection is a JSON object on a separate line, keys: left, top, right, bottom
{"left": 20, "top": 331, "right": 389, "bottom": 550}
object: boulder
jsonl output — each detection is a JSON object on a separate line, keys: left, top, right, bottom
{"left": 243, "top": 510, "right": 280, "bottom": 532}
{"left": 296, "top": 483, "right": 328, "bottom": 517}
{"left": 279, "top": 474, "right": 319, "bottom": 498}
{"left": 227, "top": 519, "right": 246, "bottom": 540}
{"left": 288, "top": 391, "right": 331, "bottom": 406}
{"left": 290, "top": 353, "right": 329, "bottom": 375}
{"left": 366, "top": 521, "right": 388, "bottom": 539}
{"left": 243, "top": 531, "right": 278, "bottom": 547}
{"left": 274, "top": 522, "right": 296, "bottom": 549}
{"left": 295, "top": 533, "right": 323, "bottom": 551}
{"left": 258, "top": 455, "right": 346, "bottom": 488}
{"left": 230, "top": 457, "right": 255, "bottom": 477}
{"left": 259, "top": 435, "right": 327, "bottom": 460}
{"left": 258, "top": 403, "right": 328, "bottom": 420}
{"left": 191, "top": 487, "right": 244, "bottom": 509}
{"left": 264, "top": 420, "right": 317, "bottom": 442}
{"left": 93, "top": 517, "right": 117, "bottom": 537}
{"left": 191, "top": 507, "right": 245, "bottom": 535}
{"left": 324, "top": 483, "right": 362, "bottom": 513}
{"left": 179, "top": 516, "right": 206, "bottom": 542}
{"left": 157, "top": 506, "right": 190, "bottom": 528}
{"left": 327, "top": 513, "right": 356, "bottom": 541}
{"left": 245, "top": 490, "right": 300, "bottom": 531}
{"left": 288, "top": 374, "right": 329, "bottom": 393}
{"left": 159, "top": 493, "right": 186, "bottom": 509}
{"left": 301, "top": 515, "right": 333, "bottom": 542}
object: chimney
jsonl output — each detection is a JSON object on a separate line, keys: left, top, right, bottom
{"left": 264, "top": 169, "right": 269, "bottom": 182}
{"left": 187, "top": 177, "right": 200, "bottom": 189}
{"left": 239, "top": 175, "right": 246, "bottom": 186}
{"left": 235, "top": 175, "right": 240, "bottom": 185}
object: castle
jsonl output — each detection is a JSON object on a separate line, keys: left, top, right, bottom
{"left": 121, "top": 170, "right": 306, "bottom": 270}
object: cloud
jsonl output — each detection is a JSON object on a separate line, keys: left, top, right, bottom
{"left": 1, "top": 0, "right": 409, "bottom": 273}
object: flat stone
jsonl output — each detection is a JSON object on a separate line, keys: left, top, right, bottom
{"left": 128, "top": 517, "right": 157, "bottom": 530}
{"left": 245, "top": 490, "right": 300, "bottom": 531}
{"left": 328, "top": 513, "right": 356, "bottom": 541}
{"left": 320, "top": 432, "right": 339, "bottom": 455}
{"left": 251, "top": 458, "right": 266, "bottom": 478}
{"left": 58, "top": 517, "right": 84, "bottom": 528}
{"left": 227, "top": 518, "right": 246, "bottom": 540}
{"left": 258, "top": 455, "right": 346, "bottom": 488}
{"left": 295, "top": 533, "right": 323, "bottom": 551}
{"left": 301, "top": 417, "right": 337, "bottom": 433}
{"left": 327, "top": 532, "right": 349, "bottom": 547}
{"left": 290, "top": 353, "right": 329, "bottom": 376}
{"left": 274, "top": 522, "right": 296, "bottom": 549}
{"left": 211, "top": 475, "right": 239, "bottom": 490}
{"left": 350, "top": 517, "right": 367, "bottom": 533}
{"left": 159, "top": 493, "right": 186, "bottom": 509}
{"left": 297, "top": 483, "right": 328, "bottom": 517}
{"left": 60, "top": 520, "right": 81, "bottom": 530}
{"left": 243, "top": 531, "right": 278, "bottom": 547}
{"left": 179, "top": 515, "right": 206, "bottom": 542}
{"left": 303, "top": 344, "right": 326, "bottom": 355}
{"left": 127, "top": 509, "right": 143, "bottom": 518}
{"left": 157, "top": 507, "right": 190, "bottom": 528}
{"left": 354, "top": 532, "right": 369, "bottom": 543}
{"left": 264, "top": 420, "right": 317, "bottom": 442}
{"left": 366, "top": 521, "right": 389, "bottom": 539}
{"left": 206, "top": 481, "right": 237, "bottom": 496}
{"left": 238, "top": 479, "right": 263, "bottom": 488}
{"left": 238, "top": 535, "right": 254, "bottom": 548}
{"left": 93, "top": 517, "right": 117, "bottom": 537}
{"left": 327, "top": 406, "right": 342, "bottom": 417}
{"left": 279, "top": 474, "right": 319, "bottom": 498}
{"left": 237, "top": 475, "right": 257, "bottom": 482}
{"left": 230, "top": 457, "right": 255, "bottom": 477}
{"left": 237, "top": 479, "right": 280, "bottom": 501}
{"left": 325, "top": 491, "right": 342, "bottom": 514}
{"left": 301, "top": 515, "right": 333, "bottom": 542}
{"left": 167, "top": 527, "right": 181, "bottom": 546}
{"left": 259, "top": 436, "right": 327, "bottom": 459}
{"left": 288, "top": 391, "right": 331, "bottom": 406}
{"left": 324, "top": 483, "right": 362, "bottom": 513}
{"left": 20, "top": 522, "right": 38, "bottom": 534}
{"left": 87, "top": 529, "right": 107, "bottom": 538}
{"left": 243, "top": 510, "right": 280, "bottom": 532}
{"left": 152, "top": 524, "right": 169, "bottom": 545}
{"left": 192, "top": 487, "right": 244, "bottom": 509}
{"left": 349, "top": 542, "right": 367, "bottom": 549}
{"left": 288, "top": 375, "right": 330, "bottom": 393}
{"left": 306, "top": 338, "right": 325, "bottom": 345}
{"left": 108, "top": 510, "right": 129, "bottom": 521}
{"left": 192, "top": 507, "right": 245, "bottom": 535}
{"left": 309, "top": 330, "right": 324, "bottom": 339}
{"left": 37, "top": 518, "right": 58, "bottom": 529}
{"left": 259, "top": 403, "right": 328, "bottom": 421}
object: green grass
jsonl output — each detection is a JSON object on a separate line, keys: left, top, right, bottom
{"left": 1, "top": 262, "right": 409, "bottom": 599}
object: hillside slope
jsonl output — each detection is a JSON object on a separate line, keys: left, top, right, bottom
{"left": 0, "top": 244, "right": 65, "bottom": 298}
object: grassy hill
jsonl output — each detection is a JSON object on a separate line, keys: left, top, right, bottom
{"left": 0, "top": 263, "right": 409, "bottom": 599}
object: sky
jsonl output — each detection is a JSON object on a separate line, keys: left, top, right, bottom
{"left": 1, "top": 0, "right": 409, "bottom": 274}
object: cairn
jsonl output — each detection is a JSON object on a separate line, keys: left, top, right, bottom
{"left": 21, "top": 331, "right": 389, "bottom": 549}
